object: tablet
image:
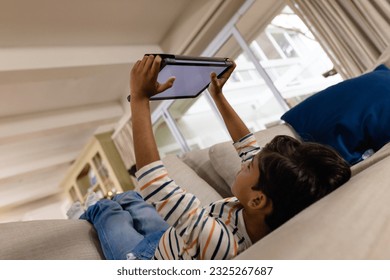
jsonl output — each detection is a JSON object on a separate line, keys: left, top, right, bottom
{"left": 128, "top": 54, "right": 233, "bottom": 101}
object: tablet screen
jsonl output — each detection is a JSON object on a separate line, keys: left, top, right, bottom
{"left": 127, "top": 55, "right": 232, "bottom": 102}
{"left": 151, "top": 64, "right": 229, "bottom": 100}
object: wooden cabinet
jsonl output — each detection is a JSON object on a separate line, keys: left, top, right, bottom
{"left": 61, "top": 131, "right": 134, "bottom": 206}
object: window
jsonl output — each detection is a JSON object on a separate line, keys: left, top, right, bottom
{"left": 151, "top": 1, "right": 343, "bottom": 153}
{"left": 253, "top": 32, "right": 282, "bottom": 60}
{"left": 213, "top": 36, "right": 286, "bottom": 130}
{"left": 153, "top": 117, "right": 182, "bottom": 158}
{"left": 270, "top": 32, "right": 298, "bottom": 58}
{"left": 249, "top": 6, "right": 342, "bottom": 107}
{"left": 167, "top": 96, "right": 230, "bottom": 149}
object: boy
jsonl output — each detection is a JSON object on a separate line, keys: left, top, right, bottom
{"left": 80, "top": 55, "right": 351, "bottom": 260}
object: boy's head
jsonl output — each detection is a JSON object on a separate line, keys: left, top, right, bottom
{"left": 235, "top": 135, "right": 351, "bottom": 231}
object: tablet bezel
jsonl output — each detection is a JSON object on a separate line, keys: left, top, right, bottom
{"left": 127, "top": 54, "right": 233, "bottom": 101}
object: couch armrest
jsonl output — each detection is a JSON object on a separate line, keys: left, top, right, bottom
{"left": 0, "top": 219, "right": 104, "bottom": 260}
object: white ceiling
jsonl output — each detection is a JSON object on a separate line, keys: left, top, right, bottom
{"left": 0, "top": 0, "right": 251, "bottom": 219}
{"left": 0, "top": 0, "right": 193, "bottom": 47}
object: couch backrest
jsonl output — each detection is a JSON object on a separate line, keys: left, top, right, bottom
{"left": 208, "top": 123, "right": 299, "bottom": 189}
{"left": 162, "top": 154, "right": 223, "bottom": 205}
{"left": 351, "top": 142, "right": 390, "bottom": 176}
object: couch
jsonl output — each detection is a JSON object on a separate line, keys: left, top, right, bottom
{"left": 2, "top": 54, "right": 390, "bottom": 260}
{"left": 1, "top": 122, "right": 390, "bottom": 260}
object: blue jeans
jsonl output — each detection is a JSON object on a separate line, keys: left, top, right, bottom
{"left": 80, "top": 191, "right": 169, "bottom": 260}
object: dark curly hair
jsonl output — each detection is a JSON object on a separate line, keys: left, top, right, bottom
{"left": 254, "top": 135, "right": 351, "bottom": 230}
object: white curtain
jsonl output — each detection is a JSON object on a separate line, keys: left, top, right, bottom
{"left": 286, "top": 0, "right": 390, "bottom": 78}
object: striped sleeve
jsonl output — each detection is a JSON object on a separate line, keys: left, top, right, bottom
{"left": 136, "top": 160, "right": 204, "bottom": 233}
{"left": 135, "top": 161, "right": 240, "bottom": 260}
{"left": 233, "top": 133, "right": 261, "bottom": 163}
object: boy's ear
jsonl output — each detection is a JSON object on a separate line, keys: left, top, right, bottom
{"left": 248, "top": 191, "right": 272, "bottom": 212}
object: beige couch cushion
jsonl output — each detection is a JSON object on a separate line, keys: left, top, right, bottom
{"left": 180, "top": 148, "right": 232, "bottom": 198}
{"left": 162, "top": 154, "right": 223, "bottom": 205}
{"left": 209, "top": 124, "right": 299, "bottom": 188}
{"left": 0, "top": 219, "right": 103, "bottom": 260}
{"left": 351, "top": 142, "right": 390, "bottom": 176}
{"left": 0, "top": 155, "right": 222, "bottom": 260}
{"left": 236, "top": 155, "right": 390, "bottom": 259}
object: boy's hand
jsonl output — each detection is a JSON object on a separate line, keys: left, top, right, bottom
{"left": 208, "top": 59, "right": 236, "bottom": 97}
{"left": 130, "top": 55, "right": 175, "bottom": 101}
{"left": 207, "top": 59, "right": 249, "bottom": 142}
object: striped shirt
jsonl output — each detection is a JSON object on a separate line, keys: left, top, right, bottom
{"left": 136, "top": 133, "right": 261, "bottom": 260}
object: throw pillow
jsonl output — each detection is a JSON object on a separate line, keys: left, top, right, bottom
{"left": 281, "top": 64, "right": 390, "bottom": 165}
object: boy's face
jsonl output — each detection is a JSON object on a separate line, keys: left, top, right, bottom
{"left": 232, "top": 154, "right": 261, "bottom": 203}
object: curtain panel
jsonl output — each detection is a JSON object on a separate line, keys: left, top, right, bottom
{"left": 286, "top": 0, "right": 390, "bottom": 78}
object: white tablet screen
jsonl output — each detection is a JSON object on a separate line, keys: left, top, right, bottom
{"left": 151, "top": 64, "right": 229, "bottom": 100}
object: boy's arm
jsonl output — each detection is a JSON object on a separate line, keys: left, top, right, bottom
{"left": 130, "top": 55, "right": 175, "bottom": 170}
{"left": 208, "top": 60, "right": 251, "bottom": 142}
{"left": 130, "top": 56, "right": 246, "bottom": 259}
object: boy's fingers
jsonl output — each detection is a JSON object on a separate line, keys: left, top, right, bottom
{"left": 131, "top": 60, "right": 139, "bottom": 74}
{"left": 157, "top": 77, "right": 175, "bottom": 93}
{"left": 210, "top": 72, "right": 218, "bottom": 86}
{"left": 139, "top": 55, "right": 149, "bottom": 68}
{"left": 150, "top": 55, "right": 162, "bottom": 77}
{"left": 221, "top": 62, "right": 236, "bottom": 79}
{"left": 229, "top": 60, "right": 236, "bottom": 70}
{"left": 218, "top": 59, "right": 236, "bottom": 81}
{"left": 227, "top": 59, "right": 236, "bottom": 71}
{"left": 144, "top": 55, "right": 155, "bottom": 71}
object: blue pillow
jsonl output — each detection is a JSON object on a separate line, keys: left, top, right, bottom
{"left": 281, "top": 64, "right": 390, "bottom": 165}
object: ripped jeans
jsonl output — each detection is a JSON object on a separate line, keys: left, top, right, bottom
{"left": 80, "top": 191, "right": 169, "bottom": 260}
